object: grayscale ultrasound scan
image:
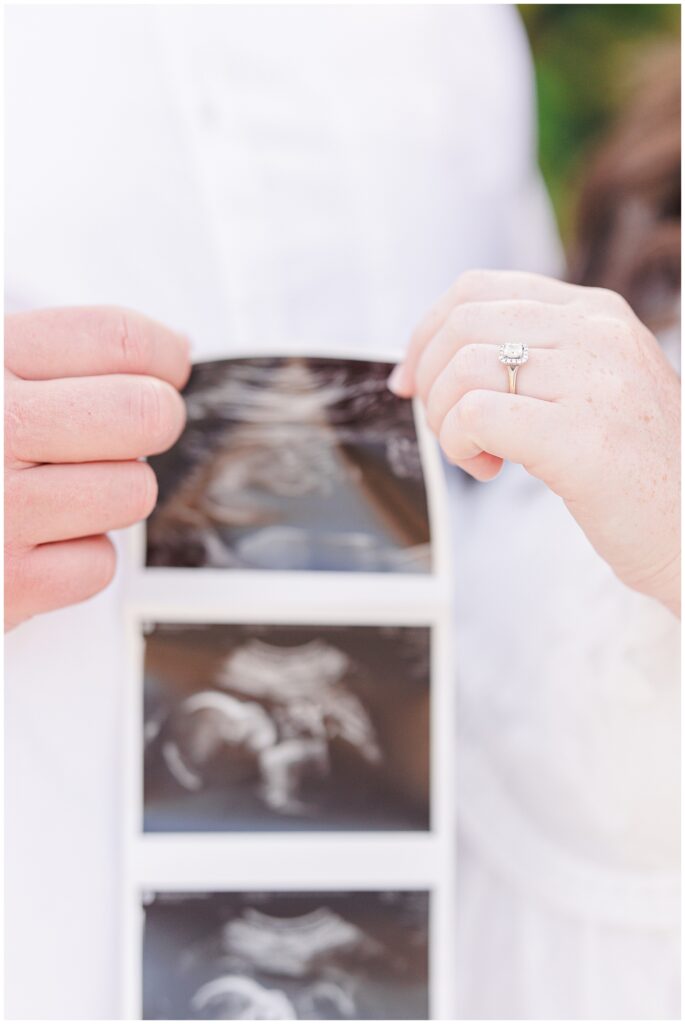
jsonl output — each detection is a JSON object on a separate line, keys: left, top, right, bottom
{"left": 142, "top": 890, "right": 429, "bottom": 1020}
{"left": 143, "top": 623, "right": 430, "bottom": 832}
{"left": 145, "top": 357, "right": 431, "bottom": 572}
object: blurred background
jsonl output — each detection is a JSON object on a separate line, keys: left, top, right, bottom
{"left": 519, "top": 3, "right": 681, "bottom": 241}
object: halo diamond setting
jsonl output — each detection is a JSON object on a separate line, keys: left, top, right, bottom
{"left": 498, "top": 342, "right": 529, "bottom": 366}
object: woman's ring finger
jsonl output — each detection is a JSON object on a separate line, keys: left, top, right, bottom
{"left": 425, "top": 343, "right": 563, "bottom": 434}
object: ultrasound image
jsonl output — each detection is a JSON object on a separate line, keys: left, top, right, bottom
{"left": 145, "top": 357, "right": 431, "bottom": 572}
{"left": 142, "top": 890, "right": 429, "bottom": 1019}
{"left": 143, "top": 623, "right": 430, "bottom": 832}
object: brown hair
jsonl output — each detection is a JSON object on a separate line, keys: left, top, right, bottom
{"left": 570, "top": 43, "right": 681, "bottom": 329}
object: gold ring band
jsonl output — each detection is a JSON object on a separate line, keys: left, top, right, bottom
{"left": 498, "top": 343, "right": 529, "bottom": 396}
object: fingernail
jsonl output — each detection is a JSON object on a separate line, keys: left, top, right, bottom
{"left": 387, "top": 363, "right": 411, "bottom": 397}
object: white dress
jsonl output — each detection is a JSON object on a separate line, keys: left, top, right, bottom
{"left": 452, "top": 456, "right": 680, "bottom": 1019}
{"left": 4, "top": 5, "right": 679, "bottom": 1019}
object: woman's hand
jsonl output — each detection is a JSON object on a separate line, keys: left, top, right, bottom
{"left": 389, "top": 270, "right": 681, "bottom": 616}
{"left": 5, "top": 307, "right": 191, "bottom": 630}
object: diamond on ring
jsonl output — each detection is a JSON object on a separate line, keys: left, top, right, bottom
{"left": 498, "top": 342, "right": 529, "bottom": 366}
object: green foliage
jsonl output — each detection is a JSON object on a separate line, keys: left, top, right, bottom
{"left": 519, "top": 4, "right": 681, "bottom": 239}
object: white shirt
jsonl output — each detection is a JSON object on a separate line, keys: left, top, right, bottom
{"left": 5, "top": 5, "right": 678, "bottom": 1020}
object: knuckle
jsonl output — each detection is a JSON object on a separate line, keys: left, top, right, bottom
{"left": 114, "top": 308, "right": 150, "bottom": 373}
{"left": 442, "top": 345, "right": 480, "bottom": 401}
{"left": 437, "top": 417, "right": 454, "bottom": 457}
{"left": 510, "top": 298, "right": 547, "bottom": 318}
{"left": 446, "top": 301, "right": 486, "bottom": 337}
{"left": 425, "top": 387, "right": 447, "bottom": 434}
{"left": 129, "top": 463, "right": 159, "bottom": 519}
{"left": 134, "top": 378, "right": 163, "bottom": 438}
{"left": 454, "top": 269, "right": 490, "bottom": 301}
{"left": 415, "top": 359, "right": 432, "bottom": 402}
{"left": 456, "top": 389, "right": 486, "bottom": 429}
{"left": 425, "top": 403, "right": 439, "bottom": 435}
{"left": 132, "top": 378, "right": 180, "bottom": 447}
{"left": 90, "top": 537, "right": 117, "bottom": 590}
{"left": 587, "top": 287, "right": 632, "bottom": 317}
{"left": 446, "top": 303, "right": 469, "bottom": 333}
{"left": 605, "top": 289, "right": 632, "bottom": 317}
{"left": 438, "top": 409, "right": 462, "bottom": 462}
{"left": 452, "top": 343, "right": 481, "bottom": 372}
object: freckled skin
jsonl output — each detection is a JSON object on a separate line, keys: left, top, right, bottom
{"left": 392, "top": 270, "right": 681, "bottom": 617}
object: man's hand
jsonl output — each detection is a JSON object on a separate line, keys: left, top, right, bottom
{"left": 5, "top": 307, "right": 191, "bottom": 630}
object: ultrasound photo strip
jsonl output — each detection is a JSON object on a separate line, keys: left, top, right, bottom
{"left": 121, "top": 352, "right": 456, "bottom": 1019}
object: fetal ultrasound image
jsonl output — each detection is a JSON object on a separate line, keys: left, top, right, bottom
{"left": 143, "top": 623, "right": 430, "bottom": 833}
{"left": 142, "top": 890, "right": 429, "bottom": 1020}
{"left": 145, "top": 357, "right": 431, "bottom": 572}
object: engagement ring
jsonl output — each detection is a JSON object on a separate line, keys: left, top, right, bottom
{"left": 498, "top": 342, "right": 529, "bottom": 394}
